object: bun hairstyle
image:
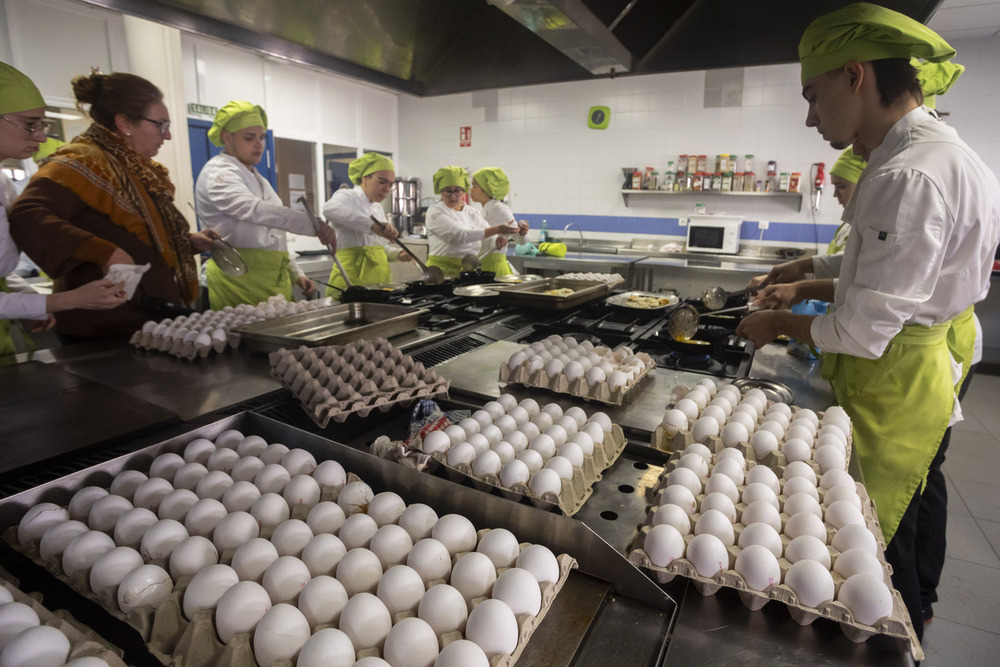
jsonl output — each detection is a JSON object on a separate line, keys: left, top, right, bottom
{"left": 71, "top": 70, "right": 163, "bottom": 130}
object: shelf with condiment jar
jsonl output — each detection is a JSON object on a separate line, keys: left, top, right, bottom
{"left": 619, "top": 189, "right": 804, "bottom": 211}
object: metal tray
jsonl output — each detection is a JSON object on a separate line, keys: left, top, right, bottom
{"left": 497, "top": 277, "right": 611, "bottom": 310}
{"left": 232, "top": 302, "right": 427, "bottom": 352}
{"left": 732, "top": 377, "right": 795, "bottom": 404}
{"left": 605, "top": 290, "right": 679, "bottom": 312}
{"left": 452, "top": 283, "right": 507, "bottom": 299}
{"left": 494, "top": 274, "right": 545, "bottom": 284}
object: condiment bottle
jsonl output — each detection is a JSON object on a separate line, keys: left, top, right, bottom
{"left": 632, "top": 170, "right": 642, "bottom": 189}
{"left": 779, "top": 172, "right": 790, "bottom": 191}
{"left": 697, "top": 155, "right": 708, "bottom": 173}
{"left": 789, "top": 172, "right": 801, "bottom": 192}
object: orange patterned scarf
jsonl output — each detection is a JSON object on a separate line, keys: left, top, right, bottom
{"left": 41, "top": 123, "right": 198, "bottom": 301}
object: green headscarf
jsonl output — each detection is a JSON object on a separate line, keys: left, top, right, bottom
{"left": 33, "top": 137, "right": 64, "bottom": 161}
{"left": 0, "top": 62, "right": 45, "bottom": 114}
{"left": 472, "top": 167, "right": 510, "bottom": 200}
{"left": 799, "top": 3, "right": 955, "bottom": 84}
{"left": 208, "top": 101, "right": 268, "bottom": 147}
{"left": 433, "top": 166, "right": 470, "bottom": 194}
{"left": 913, "top": 58, "right": 964, "bottom": 108}
{"left": 829, "top": 148, "right": 866, "bottom": 184}
{"left": 348, "top": 152, "right": 394, "bottom": 185}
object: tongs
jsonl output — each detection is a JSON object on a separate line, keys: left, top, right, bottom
{"left": 370, "top": 215, "right": 445, "bottom": 285}
{"left": 297, "top": 196, "right": 352, "bottom": 288}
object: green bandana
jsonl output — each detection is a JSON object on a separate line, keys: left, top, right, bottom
{"left": 433, "top": 166, "right": 469, "bottom": 194}
{"left": 208, "top": 101, "right": 267, "bottom": 147}
{"left": 913, "top": 58, "right": 964, "bottom": 108}
{"left": 472, "top": 167, "right": 510, "bottom": 200}
{"left": 799, "top": 2, "right": 955, "bottom": 84}
{"left": 830, "top": 148, "right": 867, "bottom": 184}
{"left": 348, "top": 152, "right": 394, "bottom": 185}
{"left": 0, "top": 62, "right": 45, "bottom": 114}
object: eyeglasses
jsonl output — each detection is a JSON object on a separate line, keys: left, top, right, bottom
{"left": 374, "top": 177, "right": 393, "bottom": 187}
{"left": 441, "top": 188, "right": 465, "bottom": 196}
{"left": 1, "top": 115, "right": 53, "bottom": 138}
{"left": 142, "top": 117, "right": 171, "bottom": 137}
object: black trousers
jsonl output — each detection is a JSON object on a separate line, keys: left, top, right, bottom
{"left": 884, "top": 364, "right": 977, "bottom": 641}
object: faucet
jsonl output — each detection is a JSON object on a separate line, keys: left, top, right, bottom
{"left": 564, "top": 222, "right": 585, "bottom": 248}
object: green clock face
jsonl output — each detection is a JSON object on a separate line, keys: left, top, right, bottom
{"left": 588, "top": 106, "right": 610, "bottom": 129}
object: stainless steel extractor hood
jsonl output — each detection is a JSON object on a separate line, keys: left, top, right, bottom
{"left": 78, "top": 0, "right": 945, "bottom": 96}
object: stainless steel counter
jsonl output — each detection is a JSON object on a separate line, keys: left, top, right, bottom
{"left": 509, "top": 253, "right": 645, "bottom": 288}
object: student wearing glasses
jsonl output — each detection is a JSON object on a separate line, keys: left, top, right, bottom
{"left": 195, "top": 101, "right": 337, "bottom": 308}
{"left": 425, "top": 166, "right": 521, "bottom": 278}
{"left": 0, "top": 63, "right": 125, "bottom": 354}
{"left": 10, "top": 70, "right": 217, "bottom": 340}
{"left": 321, "top": 152, "right": 400, "bottom": 296}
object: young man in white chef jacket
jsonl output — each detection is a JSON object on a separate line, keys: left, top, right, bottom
{"left": 735, "top": 2, "right": 1000, "bottom": 638}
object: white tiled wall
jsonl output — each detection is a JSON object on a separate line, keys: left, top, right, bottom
{"left": 398, "top": 35, "right": 1000, "bottom": 241}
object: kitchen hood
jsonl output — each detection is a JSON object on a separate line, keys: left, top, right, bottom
{"left": 79, "top": 0, "right": 945, "bottom": 96}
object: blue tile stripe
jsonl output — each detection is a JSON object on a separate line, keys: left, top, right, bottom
{"left": 518, "top": 213, "right": 837, "bottom": 244}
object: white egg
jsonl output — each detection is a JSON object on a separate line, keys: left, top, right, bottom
{"left": 499, "top": 459, "right": 531, "bottom": 487}
{"left": 758, "top": 420, "right": 786, "bottom": 440}
{"left": 813, "top": 445, "right": 847, "bottom": 474}
{"left": 507, "top": 350, "right": 528, "bottom": 369}
{"left": 118, "top": 564, "right": 172, "bottom": 614}
{"left": 215, "top": 580, "right": 273, "bottom": 642}
{"left": 825, "top": 500, "right": 867, "bottom": 531}
{"left": 156, "top": 489, "right": 199, "bottom": 522}
{"left": 685, "top": 533, "right": 729, "bottom": 578}
{"left": 384, "top": 616, "right": 441, "bottom": 667}
{"left": 690, "top": 417, "right": 720, "bottom": 443}
{"left": 707, "top": 397, "right": 733, "bottom": 418}
{"left": 544, "top": 455, "right": 574, "bottom": 480}
{"left": 784, "top": 492, "right": 823, "bottom": 519}
{"left": 838, "top": 573, "right": 893, "bottom": 626}
{"left": 497, "top": 393, "right": 518, "bottom": 411}
{"left": 168, "top": 535, "right": 219, "bottom": 580}
{"left": 113, "top": 507, "right": 158, "bottom": 549}
{"left": 785, "top": 424, "right": 815, "bottom": 446}
{"left": 820, "top": 468, "right": 855, "bottom": 491}
{"left": 666, "top": 466, "right": 703, "bottom": 496}
{"left": 529, "top": 468, "right": 563, "bottom": 496}
{"left": 516, "top": 543, "right": 560, "bottom": 583}
{"left": 658, "top": 485, "right": 697, "bottom": 515}
{"left": 0, "top": 624, "right": 70, "bottom": 667}
{"left": 305, "top": 501, "right": 346, "bottom": 535}
{"left": 785, "top": 511, "right": 829, "bottom": 544}
{"left": 785, "top": 559, "right": 835, "bottom": 608}
{"left": 703, "top": 473, "right": 739, "bottom": 505}
{"left": 710, "top": 457, "right": 745, "bottom": 486}
{"left": 737, "top": 522, "right": 783, "bottom": 559}
{"left": 832, "top": 523, "right": 880, "bottom": 556}
{"left": 661, "top": 409, "right": 688, "bottom": 437}
{"left": 418, "top": 584, "right": 468, "bottom": 636}
{"left": 735, "top": 544, "right": 781, "bottom": 591}
{"left": 230, "top": 457, "right": 266, "bottom": 484}
{"left": 476, "top": 528, "right": 521, "bottom": 570}
{"left": 184, "top": 498, "right": 228, "bottom": 538}
{"left": 652, "top": 503, "right": 692, "bottom": 535}
{"left": 530, "top": 411, "right": 554, "bottom": 432}
{"left": 87, "top": 495, "right": 133, "bottom": 534}
{"left": 110, "top": 469, "right": 149, "bottom": 500}
{"left": 90, "top": 546, "right": 144, "bottom": 595}
{"left": 139, "top": 519, "right": 189, "bottom": 562}
{"left": 466, "top": 599, "right": 519, "bottom": 657}
{"left": 472, "top": 449, "right": 503, "bottom": 477}
{"left": 740, "top": 500, "right": 782, "bottom": 532}
{"left": 694, "top": 509, "right": 735, "bottom": 546}
{"left": 749, "top": 430, "right": 780, "bottom": 459}
{"left": 493, "top": 414, "right": 518, "bottom": 436}
{"left": 700, "top": 492, "right": 737, "bottom": 524}
{"left": 38, "top": 520, "right": 90, "bottom": 561}
{"left": 685, "top": 387, "right": 710, "bottom": 411}
{"left": 183, "top": 564, "right": 240, "bottom": 620}
{"left": 833, "top": 547, "right": 885, "bottom": 581}
{"left": 253, "top": 603, "right": 311, "bottom": 667}
{"left": 337, "top": 480, "right": 374, "bottom": 516}
{"left": 432, "top": 514, "right": 478, "bottom": 556}
{"left": 676, "top": 453, "right": 709, "bottom": 479}
{"left": 519, "top": 398, "right": 540, "bottom": 416}
{"left": 450, "top": 551, "right": 498, "bottom": 603}
{"left": 213, "top": 511, "right": 260, "bottom": 552}
{"left": 781, "top": 438, "right": 812, "bottom": 463}
{"left": 782, "top": 460, "right": 818, "bottom": 486}
{"left": 745, "top": 464, "right": 781, "bottom": 495}
{"left": 643, "top": 524, "right": 686, "bottom": 567}
{"left": 273, "top": 518, "right": 318, "bottom": 556}
{"left": 762, "top": 411, "right": 790, "bottom": 431}
{"left": 784, "top": 534, "right": 832, "bottom": 568}
{"left": 700, "top": 404, "right": 728, "bottom": 427}
{"left": 68, "top": 487, "right": 109, "bottom": 522}
{"left": 720, "top": 422, "right": 749, "bottom": 447}
{"left": 823, "top": 484, "right": 862, "bottom": 510}
{"left": 296, "top": 627, "right": 355, "bottom": 667}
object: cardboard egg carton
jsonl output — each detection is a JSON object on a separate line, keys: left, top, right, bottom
{"left": 499, "top": 349, "right": 654, "bottom": 406}
{"left": 412, "top": 423, "right": 627, "bottom": 517}
{"left": 0, "top": 567, "right": 129, "bottom": 666}
{"left": 628, "top": 457, "right": 920, "bottom": 660}
{"left": 270, "top": 339, "right": 450, "bottom": 427}
{"left": 131, "top": 296, "right": 333, "bottom": 361}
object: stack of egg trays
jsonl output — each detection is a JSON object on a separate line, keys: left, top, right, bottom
{"left": 0, "top": 570, "right": 129, "bottom": 666}
{"left": 499, "top": 351, "right": 655, "bottom": 406}
{"left": 5, "top": 465, "right": 577, "bottom": 667}
{"left": 413, "top": 420, "right": 628, "bottom": 517}
{"left": 626, "top": 445, "right": 922, "bottom": 661}
{"left": 269, "top": 338, "right": 451, "bottom": 427}
{"left": 557, "top": 272, "right": 625, "bottom": 286}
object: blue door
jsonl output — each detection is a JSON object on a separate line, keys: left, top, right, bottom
{"left": 188, "top": 118, "right": 277, "bottom": 228}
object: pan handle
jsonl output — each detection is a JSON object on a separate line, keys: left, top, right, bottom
{"left": 298, "top": 196, "right": 352, "bottom": 287}
{"left": 370, "top": 215, "right": 432, "bottom": 273}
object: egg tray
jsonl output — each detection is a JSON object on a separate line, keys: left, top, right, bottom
{"left": 499, "top": 351, "right": 655, "bottom": 406}
{"left": 269, "top": 339, "right": 451, "bottom": 427}
{"left": 0, "top": 567, "right": 130, "bottom": 667}
{"left": 5, "top": 474, "right": 578, "bottom": 667}
{"left": 626, "top": 461, "right": 921, "bottom": 660}
{"left": 410, "top": 424, "right": 627, "bottom": 517}
{"left": 130, "top": 296, "right": 333, "bottom": 361}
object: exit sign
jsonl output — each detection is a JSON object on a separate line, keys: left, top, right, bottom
{"left": 188, "top": 103, "right": 218, "bottom": 116}
{"left": 459, "top": 126, "right": 471, "bottom": 148}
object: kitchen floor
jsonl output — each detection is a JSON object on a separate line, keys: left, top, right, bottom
{"left": 919, "top": 371, "right": 1000, "bottom": 665}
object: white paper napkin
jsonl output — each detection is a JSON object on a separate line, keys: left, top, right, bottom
{"left": 106, "top": 263, "right": 151, "bottom": 300}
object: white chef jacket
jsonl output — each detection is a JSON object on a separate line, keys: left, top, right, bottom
{"left": 426, "top": 202, "right": 488, "bottom": 258}
{"left": 0, "top": 172, "right": 46, "bottom": 320}
{"left": 322, "top": 185, "right": 389, "bottom": 249}
{"left": 810, "top": 107, "right": 1000, "bottom": 360}
{"left": 480, "top": 199, "right": 519, "bottom": 254}
{"left": 194, "top": 152, "right": 311, "bottom": 279}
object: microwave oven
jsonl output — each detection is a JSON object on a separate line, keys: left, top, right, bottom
{"left": 686, "top": 215, "right": 743, "bottom": 254}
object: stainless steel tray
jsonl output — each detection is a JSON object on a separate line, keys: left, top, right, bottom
{"left": 497, "top": 278, "right": 611, "bottom": 310}
{"left": 232, "top": 302, "right": 427, "bottom": 352}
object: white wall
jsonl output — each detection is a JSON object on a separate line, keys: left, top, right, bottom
{"left": 398, "top": 36, "right": 1000, "bottom": 246}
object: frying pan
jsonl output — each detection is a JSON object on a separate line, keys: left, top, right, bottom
{"left": 370, "top": 216, "right": 445, "bottom": 285}
{"left": 656, "top": 323, "right": 730, "bottom": 356}
{"left": 604, "top": 291, "right": 680, "bottom": 318}
{"left": 312, "top": 278, "right": 391, "bottom": 303}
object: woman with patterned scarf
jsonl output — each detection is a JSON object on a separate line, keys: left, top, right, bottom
{"left": 10, "top": 71, "right": 218, "bottom": 340}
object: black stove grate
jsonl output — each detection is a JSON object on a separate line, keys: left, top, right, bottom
{"left": 411, "top": 335, "right": 488, "bottom": 367}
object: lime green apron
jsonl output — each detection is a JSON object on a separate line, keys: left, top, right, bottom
{"left": 0, "top": 277, "right": 36, "bottom": 357}
{"left": 206, "top": 248, "right": 292, "bottom": 310}
{"left": 480, "top": 252, "right": 514, "bottom": 277}
{"left": 427, "top": 255, "right": 465, "bottom": 278}
{"left": 946, "top": 305, "right": 976, "bottom": 393}
{"left": 825, "top": 222, "right": 852, "bottom": 255}
{"left": 822, "top": 319, "right": 956, "bottom": 543}
{"left": 325, "top": 246, "right": 390, "bottom": 298}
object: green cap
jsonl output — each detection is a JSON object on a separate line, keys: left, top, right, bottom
{"left": 472, "top": 167, "right": 510, "bottom": 200}
{"left": 208, "top": 101, "right": 267, "bottom": 147}
{"left": 348, "top": 152, "right": 395, "bottom": 185}
{"left": 799, "top": 3, "right": 956, "bottom": 84}
{"left": 829, "top": 148, "right": 867, "bottom": 184}
{"left": 0, "top": 62, "right": 45, "bottom": 115}
{"left": 433, "top": 166, "right": 470, "bottom": 194}
{"left": 913, "top": 57, "right": 964, "bottom": 108}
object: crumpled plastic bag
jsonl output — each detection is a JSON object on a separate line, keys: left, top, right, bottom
{"left": 367, "top": 399, "right": 471, "bottom": 469}
{"left": 105, "top": 263, "right": 151, "bottom": 299}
